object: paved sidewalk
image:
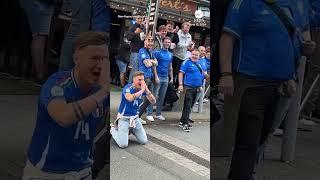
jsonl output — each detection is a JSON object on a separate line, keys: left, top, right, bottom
{"left": 213, "top": 123, "right": 320, "bottom": 180}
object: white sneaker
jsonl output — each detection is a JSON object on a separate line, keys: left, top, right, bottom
{"left": 146, "top": 115, "right": 155, "bottom": 121}
{"left": 156, "top": 115, "right": 166, "bottom": 121}
{"left": 299, "top": 118, "right": 316, "bottom": 126}
{"left": 273, "top": 128, "right": 284, "bottom": 136}
{"left": 195, "top": 102, "right": 199, "bottom": 105}
{"left": 203, "top": 98, "right": 209, "bottom": 103}
{"left": 139, "top": 118, "right": 147, "bottom": 125}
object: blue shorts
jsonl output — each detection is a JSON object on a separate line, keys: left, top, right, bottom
{"left": 20, "top": 0, "right": 54, "bottom": 35}
{"left": 116, "top": 59, "right": 128, "bottom": 74}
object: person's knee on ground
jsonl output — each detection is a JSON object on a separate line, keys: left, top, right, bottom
{"left": 117, "top": 141, "right": 129, "bottom": 148}
{"left": 138, "top": 138, "right": 148, "bottom": 145}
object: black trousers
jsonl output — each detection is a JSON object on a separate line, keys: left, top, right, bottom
{"left": 228, "top": 85, "right": 279, "bottom": 180}
{"left": 172, "top": 56, "right": 183, "bottom": 88}
{"left": 180, "top": 87, "right": 198, "bottom": 124}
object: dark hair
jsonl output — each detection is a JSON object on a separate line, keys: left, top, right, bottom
{"left": 166, "top": 20, "right": 175, "bottom": 26}
{"left": 133, "top": 71, "right": 145, "bottom": 78}
{"left": 74, "top": 31, "right": 109, "bottom": 52}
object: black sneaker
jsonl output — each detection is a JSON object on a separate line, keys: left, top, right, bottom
{"left": 182, "top": 124, "right": 190, "bottom": 132}
{"left": 187, "top": 123, "right": 193, "bottom": 128}
{"left": 188, "top": 119, "right": 194, "bottom": 123}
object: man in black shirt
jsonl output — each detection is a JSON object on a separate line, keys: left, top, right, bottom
{"left": 126, "top": 13, "right": 146, "bottom": 83}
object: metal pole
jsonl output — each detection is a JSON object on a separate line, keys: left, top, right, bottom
{"left": 281, "top": 56, "right": 307, "bottom": 162}
{"left": 152, "top": 0, "right": 160, "bottom": 39}
{"left": 299, "top": 74, "right": 320, "bottom": 114}
{"left": 198, "top": 80, "right": 206, "bottom": 113}
{"left": 145, "top": 0, "right": 151, "bottom": 34}
{"left": 204, "top": 84, "right": 210, "bottom": 97}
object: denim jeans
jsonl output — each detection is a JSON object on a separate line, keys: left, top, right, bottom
{"left": 20, "top": 0, "right": 55, "bottom": 35}
{"left": 128, "top": 52, "right": 139, "bottom": 83}
{"left": 110, "top": 118, "right": 148, "bottom": 148}
{"left": 116, "top": 59, "right": 127, "bottom": 74}
{"left": 139, "top": 78, "right": 154, "bottom": 116}
{"left": 153, "top": 77, "right": 169, "bottom": 116}
{"left": 59, "top": 0, "right": 92, "bottom": 71}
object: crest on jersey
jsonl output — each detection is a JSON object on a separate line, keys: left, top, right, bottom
{"left": 51, "top": 86, "right": 64, "bottom": 97}
{"left": 125, "top": 88, "right": 131, "bottom": 93}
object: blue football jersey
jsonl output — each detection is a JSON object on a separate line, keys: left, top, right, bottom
{"left": 180, "top": 59, "right": 205, "bottom": 88}
{"left": 27, "top": 70, "right": 109, "bottom": 173}
{"left": 118, "top": 83, "right": 145, "bottom": 116}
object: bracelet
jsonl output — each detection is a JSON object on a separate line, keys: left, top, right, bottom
{"left": 133, "top": 93, "right": 136, "bottom": 100}
{"left": 221, "top": 72, "right": 233, "bottom": 77}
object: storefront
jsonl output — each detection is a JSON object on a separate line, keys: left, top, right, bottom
{"left": 109, "top": 0, "right": 210, "bottom": 49}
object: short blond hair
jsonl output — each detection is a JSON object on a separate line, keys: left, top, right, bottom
{"left": 74, "top": 31, "right": 109, "bottom": 52}
{"left": 133, "top": 71, "right": 145, "bottom": 78}
{"left": 182, "top": 21, "right": 191, "bottom": 28}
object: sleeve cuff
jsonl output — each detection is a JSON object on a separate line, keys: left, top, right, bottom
{"left": 222, "top": 27, "right": 241, "bottom": 39}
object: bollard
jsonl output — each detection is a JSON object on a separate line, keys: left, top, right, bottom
{"left": 281, "top": 56, "right": 306, "bottom": 162}
{"left": 197, "top": 80, "right": 206, "bottom": 113}
{"left": 172, "top": 89, "right": 184, "bottom": 112}
{"left": 299, "top": 74, "right": 320, "bottom": 114}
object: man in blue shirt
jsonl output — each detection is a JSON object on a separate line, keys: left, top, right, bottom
{"left": 219, "top": 0, "right": 301, "bottom": 179}
{"left": 153, "top": 37, "right": 174, "bottom": 121}
{"left": 178, "top": 49, "right": 206, "bottom": 132}
{"left": 22, "top": 32, "right": 109, "bottom": 180}
{"left": 111, "top": 71, "right": 156, "bottom": 148}
{"left": 138, "top": 35, "right": 159, "bottom": 122}
{"left": 253, "top": 0, "right": 317, "bottom": 175}
{"left": 59, "top": 0, "right": 110, "bottom": 71}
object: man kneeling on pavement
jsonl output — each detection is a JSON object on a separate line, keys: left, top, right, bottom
{"left": 111, "top": 71, "right": 156, "bottom": 148}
